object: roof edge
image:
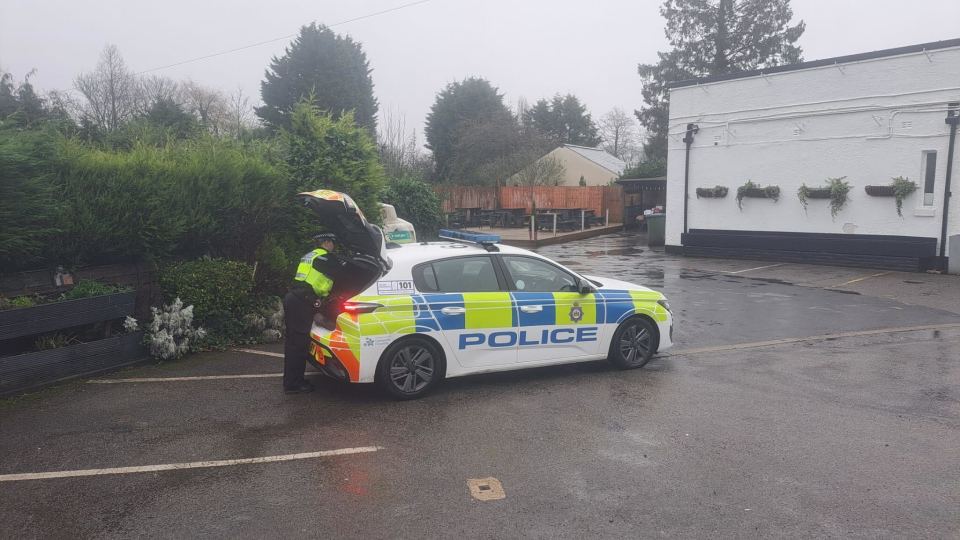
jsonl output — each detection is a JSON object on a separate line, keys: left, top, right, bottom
{"left": 668, "top": 37, "right": 960, "bottom": 89}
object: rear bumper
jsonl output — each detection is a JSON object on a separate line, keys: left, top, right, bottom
{"left": 309, "top": 339, "right": 353, "bottom": 382}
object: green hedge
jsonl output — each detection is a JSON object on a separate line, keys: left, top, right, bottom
{"left": 158, "top": 258, "right": 254, "bottom": 337}
{"left": 381, "top": 177, "right": 444, "bottom": 240}
{"left": 0, "top": 127, "right": 62, "bottom": 269}
{"left": 53, "top": 137, "right": 288, "bottom": 267}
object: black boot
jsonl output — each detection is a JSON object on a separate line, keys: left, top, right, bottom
{"left": 284, "top": 381, "right": 314, "bottom": 394}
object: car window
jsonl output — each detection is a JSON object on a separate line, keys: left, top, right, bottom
{"left": 413, "top": 256, "right": 500, "bottom": 293}
{"left": 502, "top": 256, "right": 579, "bottom": 293}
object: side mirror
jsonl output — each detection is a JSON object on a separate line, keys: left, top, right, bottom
{"left": 579, "top": 279, "right": 596, "bottom": 295}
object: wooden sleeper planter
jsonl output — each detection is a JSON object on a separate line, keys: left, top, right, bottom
{"left": 0, "top": 291, "right": 142, "bottom": 396}
{"left": 0, "top": 331, "right": 146, "bottom": 397}
{"left": 0, "top": 291, "right": 135, "bottom": 341}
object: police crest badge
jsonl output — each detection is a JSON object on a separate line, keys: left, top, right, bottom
{"left": 569, "top": 301, "right": 584, "bottom": 323}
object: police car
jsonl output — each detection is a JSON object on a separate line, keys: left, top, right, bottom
{"left": 300, "top": 190, "right": 674, "bottom": 399}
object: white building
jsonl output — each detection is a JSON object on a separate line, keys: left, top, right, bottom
{"left": 665, "top": 38, "right": 960, "bottom": 272}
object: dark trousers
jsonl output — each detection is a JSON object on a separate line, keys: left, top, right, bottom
{"left": 283, "top": 290, "right": 316, "bottom": 388}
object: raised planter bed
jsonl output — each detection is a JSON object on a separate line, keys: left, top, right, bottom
{"left": 0, "top": 331, "right": 146, "bottom": 397}
{"left": 0, "top": 291, "right": 135, "bottom": 341}
{"left": 865, "top": 185, "right": 896, "bottom": 197}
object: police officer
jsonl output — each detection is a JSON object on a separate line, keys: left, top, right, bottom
{"left": 283, "top": 233, "right": 341, "bottom": 394}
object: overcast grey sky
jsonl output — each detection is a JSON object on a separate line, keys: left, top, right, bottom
{"left": 2, "top": 0, "right": 958, "bottom": 143}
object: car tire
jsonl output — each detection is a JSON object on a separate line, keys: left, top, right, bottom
{"left": 376, "top": 336, "right": 445, "bottom": 400}
{"left": 608, "top": 316, "right": 657, "bottom": 369}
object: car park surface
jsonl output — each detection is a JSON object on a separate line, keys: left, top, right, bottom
{"left": 2, "top": 233, "right": 959, "bottom": 538}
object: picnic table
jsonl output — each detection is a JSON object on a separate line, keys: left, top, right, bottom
{"left": 489, "top": 208, "right": 526, "bottom": 228}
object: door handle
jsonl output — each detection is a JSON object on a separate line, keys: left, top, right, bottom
{"left": 520, "top": 305, "right": 543, "bottom": 313}
{"left": 441, "top": 306, "right": 466, "bottom": 315}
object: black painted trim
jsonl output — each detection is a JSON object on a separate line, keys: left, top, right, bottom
{"left": 681, "top": 229, "right": 938, "bottom": 272}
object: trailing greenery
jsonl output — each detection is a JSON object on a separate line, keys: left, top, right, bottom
{"left": 158, "top": 258, "right": 254, "bottom": 338}
{"left": 797, "top": 176, "right": 850, "bottom": 218}
{"left": 381, "top": 177, "right": 444, "bottom": 240}
{"left": 736, "top": 180, "right": 780, "bottom": 210}
{"left": 891, "top": 176, "right": 918, "bottom": 217}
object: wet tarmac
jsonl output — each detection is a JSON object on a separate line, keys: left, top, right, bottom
{"left": 2, "top": 233, "right": 959, "bottom": 538}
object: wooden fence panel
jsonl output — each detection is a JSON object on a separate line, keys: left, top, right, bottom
{"left": 437, "top": 185, "right": 624, "bottom": 223}
{"left": 436, "top": 187, "right": 498, "bottom": 212}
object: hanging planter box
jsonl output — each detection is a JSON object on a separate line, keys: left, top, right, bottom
{"left": 865, "top": 185, "right": 896, "bottom": 197}
{"left": 804, "top": 187, "right": 833, "bottom": 199}
{"left": 0, "top": 291, "right": 135, "bottom": 341}
{"left": 741, "top": 187, "right": 778, "bottom": 198}
{"left": 695, "top": 186, "right": 729, "bottom": 199}
{"left": 0, "top": 331, "right": 146, "bottom": 397}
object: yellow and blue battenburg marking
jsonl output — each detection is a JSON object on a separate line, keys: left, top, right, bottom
{"left": 313, "top": 288, "right": 669, "bottom": 379}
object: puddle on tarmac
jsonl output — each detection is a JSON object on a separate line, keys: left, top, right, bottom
{"left": 746, "top": 277, "right": 795, "bottom": 286}
{"left": 678, "top": 272, "right": 719, "bottom": 281}
{"left": 584, "top": 247, "right": 645, "bottom": 256}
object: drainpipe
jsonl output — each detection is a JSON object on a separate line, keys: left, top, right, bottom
{"left": 940, "top": 103, "right": 959, "bottom": 268}
{"left": 682, "top": 123, "right": 700, "bottom": 235}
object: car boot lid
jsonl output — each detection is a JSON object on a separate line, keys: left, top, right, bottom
{"left": 298, "top": 189, "right": 391, "bottom": 270}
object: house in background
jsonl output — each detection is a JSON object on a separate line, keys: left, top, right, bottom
{"left": 665, "top": 38, "right": 960, "bottom": 272}
{"left": 517, "top": 144, "right": 626, "bottom": 187}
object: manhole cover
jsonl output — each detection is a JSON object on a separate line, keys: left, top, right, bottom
{"left": 467, "top": 477, "right": 505, "bottom": 501}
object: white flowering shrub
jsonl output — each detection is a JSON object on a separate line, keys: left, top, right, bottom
{"left": 145, "top": 298, "right": 207, "bottom": 361}
{"left": 123, "top": 315, "right": 139, "bottom": 333}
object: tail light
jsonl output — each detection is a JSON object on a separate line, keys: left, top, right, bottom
{"left": 342, "top": 301, "right": 382, "bottom": 314}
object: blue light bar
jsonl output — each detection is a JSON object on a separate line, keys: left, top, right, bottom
{"left": 438, "top": 229, "right": 501, "bottom": 244}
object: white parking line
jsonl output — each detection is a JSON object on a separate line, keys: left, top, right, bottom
{"left": 233, "top": 348, "right": 283, "bottom": 358}
{"left": 725, "top": 263, "right": 784, "bottom": 275}
{"left": 830, "top": 272, "right": 890, "bottom": 288}
{"left": 664, "top": 322, "right": 960, "bottom": 357}
{"left": 0, "top": 446, "right": 383, "bottom": 483}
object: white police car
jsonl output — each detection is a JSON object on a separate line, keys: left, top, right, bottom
{"left": 300, "top": 190, "right": 674, "bottom": 399}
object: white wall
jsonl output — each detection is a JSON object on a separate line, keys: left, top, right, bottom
{"left": 665, "top": 45, "right": 960, "bottom": 257}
